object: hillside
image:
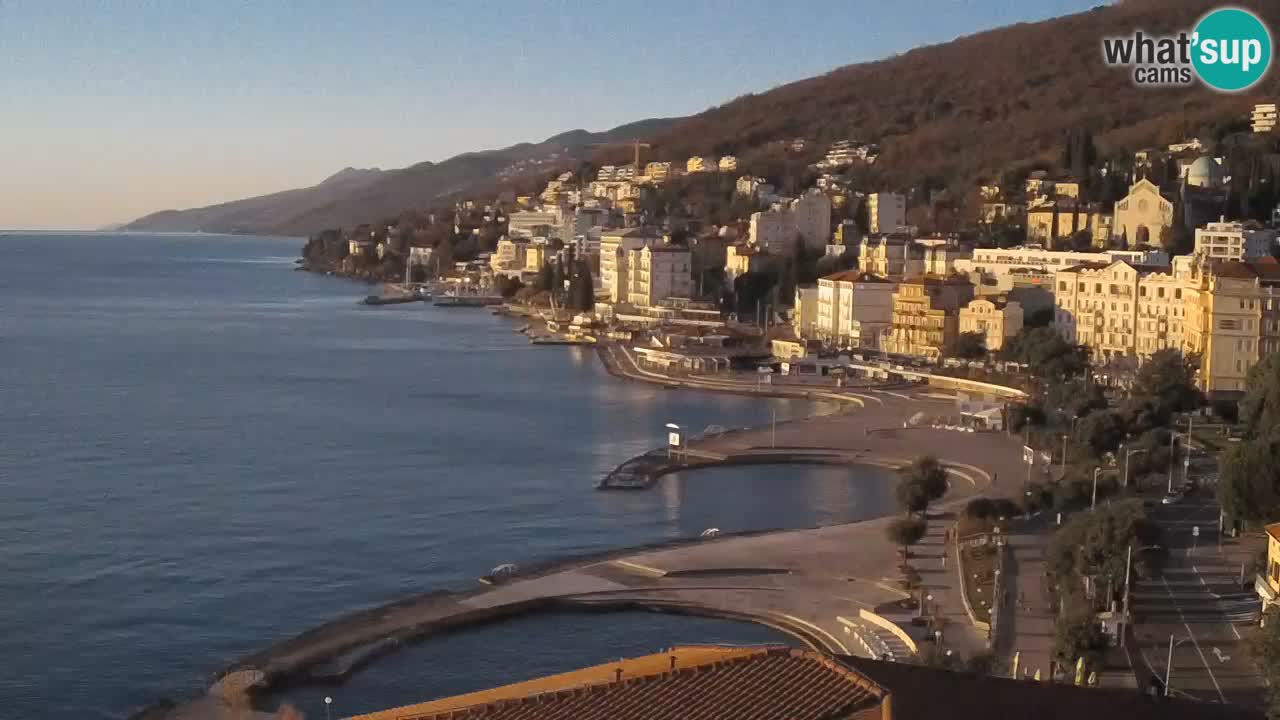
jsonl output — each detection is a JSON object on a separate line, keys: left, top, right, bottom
{"left": 629, "top": 0, "right": 1280, "bottom": 192}
{"left": 122, "top": 118, "right": 678, "bottom": 236}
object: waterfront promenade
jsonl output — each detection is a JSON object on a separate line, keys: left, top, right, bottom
{"left": 153, "top": 342, "right": 1038, "bottom": 719}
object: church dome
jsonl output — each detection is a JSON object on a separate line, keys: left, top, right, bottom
{"left": 1186, "top": 155, "right": 1225, "bottom": 189}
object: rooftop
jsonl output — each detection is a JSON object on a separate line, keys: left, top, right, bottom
{"left": 821, "top": 270, "right": 893, "bottom": 284}
{"left": 352, "top": 647, "right": 883, "bottom": 720}
{"left": 350, "top": 646, "right": 1259, "bottom": 720}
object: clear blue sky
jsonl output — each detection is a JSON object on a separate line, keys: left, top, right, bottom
{"left": 0, "top": 0, "right": 1105, "bottom": 229}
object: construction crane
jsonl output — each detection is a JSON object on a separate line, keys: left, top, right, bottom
{"left": 588, "top": 139, "right": 652, "bottom": 170}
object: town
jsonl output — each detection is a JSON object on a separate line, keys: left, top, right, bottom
{"left": 281, "top": 100, "right": 1280, "bottom": 719}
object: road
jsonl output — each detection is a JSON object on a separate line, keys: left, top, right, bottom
{"left": 1129, "top": 495, "right": 1263, "bottom": 706}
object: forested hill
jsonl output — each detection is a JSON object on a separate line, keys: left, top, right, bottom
{"left": 626, "top": 0, "right": 1280, "bottom": 192}
{"left": 121, "top": 118, "right": 678, "bottom": 237}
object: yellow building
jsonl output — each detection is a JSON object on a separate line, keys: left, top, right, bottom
{"left": 1054, "top": 257, "right": 1280, "bottom": 394}
{"left": 1260, "top": 524, "right": 1280, "bottom": 609}
{"left": 882, "top": 276, "right": 975, "bottom": 360}
{"left": 686, "top": 156, "right": 718, "bottom": 173}
{"left": 959, "top": 297, "right": 1023, "bottom": 351}
{"left": 643, "top": 161, "right": 677, "bottom": 183}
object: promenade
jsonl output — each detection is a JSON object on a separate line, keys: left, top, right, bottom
{"left": 161, "top": 347, "right": 1034, "bottom": 719}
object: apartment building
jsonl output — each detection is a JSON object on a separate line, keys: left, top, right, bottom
{"left": 490, "top": 237, "right": 529, "bottom": 277}
{"left": 882, "top": 276, "right": 975, "bottom": 360}
{"left": 600, "top": 227, "right": 663, "bottom": 302}
{"left": 1253, "top": 103, "right": 1278, "bottom": 134}
{"left": 955, "top": 246, "right": 1169, "bottom": 282}
{"left": 507, "top": 209, "right": 559, "bottom": 239}
{"left": 735, "top": 176, "right": 774, "bottom": 197}
{"left": 1195, "top": 220, "right": 1278, "bottom": 262}
{"left": 686, "top": 156, "right": 718, "bottom": 173}
{"left": 1053, "top": 260, "right": 1184, "bottom": 362}
{"left": 867, "top": 192, "right": 906, "bottom": 234}
{"left": 1183, "top": 260, "right": 1280, "bottom": 393}
{"left": 725, "top": 243, "right": 771, "bottom": 282}
{"left": 644, "top": 162, "right": 677, "bottom": 183}
{"left": 718, "top": 156, "right": 738, "bottom": 173}
{"left": 959, "top": 297, "right": 1024, "bottom": 352}
{"left": 789, "top": 190, "right": 832, "bottom": 251}
{"left": 793, "top": 286, "right": 819, "bottom": 339}
{"left": 749, "top": 209, "right": 796, "bottom": 252}
{"left": 814, "top": 270, "right": 897, "bottom": 348}
{"left": 627, "top": 245, "right": 693, "bottom": 307}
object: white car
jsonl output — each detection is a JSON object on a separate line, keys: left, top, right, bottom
{"left": 1161, "top": 493, "right": 1181, "bottom": 505}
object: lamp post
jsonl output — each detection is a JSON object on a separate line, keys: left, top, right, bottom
{"left": 1167, "top": 431, "right": 1188, "bottom": 495}
{"left": 324, "top": 696, "right": 333, "bottom": 720}
{"left": 1123, "top": 448, "right": 1148, "bottom": 489}
{"left": 1091, "top": 467, "right": 1102, "bottom": 511}
{"left": 1164, "top": 636, "right": 1192, "bottom": 696}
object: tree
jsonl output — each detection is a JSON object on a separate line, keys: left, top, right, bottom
{"left": 1053, "top": 600, "right": 1108, "bottom": 671}
{"left": 1002, "top": 327, "right": 1088, "bottom": 382}
{"left": 1250, "top": 607, "right": 1280, "bottom": 719}
{"left": 895, "top": 477, "right": 931, "bottom": 516}
{"left": 945, "top": 331, "right": 987, "bottom": 360}
{"left": 900, "top": 455, "right": 949, "bottom": 503}
{"left": 1074, "top": 410, "right": 1126, "bottom": 458}
{"left": 535, "top": 262, "right": 554, "bottom": 292}
{"left": 885, "top": 516, "right": 928, "bottom": 556}
{"left": 1242, "top": 352, "right": 1280, "bottom": 438}
{"left": 1127, "top": 348, "right": 1201, "bottom": 422}
{"left": 1218, "top": 433, "right": 1280, "bottom": 527}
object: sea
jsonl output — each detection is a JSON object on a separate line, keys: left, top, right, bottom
{"left": 0, "top": 232, "right": 895, "bottom": 719}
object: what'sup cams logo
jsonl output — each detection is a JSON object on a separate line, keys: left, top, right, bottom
{"left": 1102, "top": 7, "right": 1272, "bottom": 92}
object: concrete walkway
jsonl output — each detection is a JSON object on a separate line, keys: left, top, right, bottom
{"left": 994, "top": 522, "right": 1056, "bottom": 680}
{"left": 158, "top": 352, "right": 1034, "bottom": 719}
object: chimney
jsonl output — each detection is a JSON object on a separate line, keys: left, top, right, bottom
{"left": 670, "top": 655, "right": 677, "bottom": 670}
{"left": 615, "top": 668, "right": 623, "bottom": 682}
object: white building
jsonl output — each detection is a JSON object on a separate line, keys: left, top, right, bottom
{"left": 736, "top": 176, "right": 774, "bottom": 197}
{"left": 749, "top": 209, "right": 796, "bottom": 252}
{"left": 794, "top": 286, "right": 819, "bottom": 338}
{"left": 815, "top": 270, "right": 897, "bottom": 348}
{"left": 507, "top": 210, "right": 559, "bottom": 239}
{"left": 600, "top": 227, "right": 663, "bottom": 302}
{"left": 686, "top": 156, "right": 718, "bottom": 173}
{"left": 1254, "top": 103, "right": 1277, "bottom": 134}
{"left": 1194, "top": 220, "right": 1278, "bottom": 262}
{"left": 718, "top": 156, "right": 738, "bottom": 173}
{"left": 954, "top": 245, "right": 1170, "bottom": 281}
{"left": 867, "top": 192, "right": 906, "bottom": 234}
{"left": 789, "top": 190, "right": 832, "bottom": 251}
{"left": 627, "top": 245, "right": 693, "bottom": 307}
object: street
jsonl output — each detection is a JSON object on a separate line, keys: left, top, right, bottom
{"left": 1129, "top": 496, "right": 1263, "bottom": 706}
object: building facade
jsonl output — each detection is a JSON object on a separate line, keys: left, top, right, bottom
{"left": 1113, "top": 179, "right": 1174, "bottom": 248}
{"left": 814, "top": 271, "right": 897, "bottom": 348}
{"left": 867, "top": 192, "right": 906, "bottom": 234}
{"left": 1194, "top": 220, "right": 1278, "bottom": 262}
{"left": 882, "top": 276, "right": 975, "bottom": 360}
{"left": 600, "top": 228, "right": 663, "bottom": 302}
{"left": 959, "top": 298, "right": 1023, "bottom": 351}
{"left": 627, "top": 245, "right": 693, "bottom": 307}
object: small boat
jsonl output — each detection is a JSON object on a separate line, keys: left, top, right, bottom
{"left": 360, "top": 294, "right": 421, "bottom": 306}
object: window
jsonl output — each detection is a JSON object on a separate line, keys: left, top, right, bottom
{"left": 1219, "top": 318, "right": 1240, "bottom": 330}
{"left": 1059, "top": 281, "right": 1067, "bottom": 292}
{"left": 1140, "top": 286, "right": 1147, "bottom": 297}
{"left": 1175, "top": 288, "right": 1182, "bottom": 299}
{"left": 1157, "top": 287, "right": 1165, "bottom": 298}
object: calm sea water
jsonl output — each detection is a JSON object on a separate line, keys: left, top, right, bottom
{"left": 0, "top": 233, "right": 893, "bottom": 719}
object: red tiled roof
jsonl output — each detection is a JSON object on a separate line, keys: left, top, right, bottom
{"left": 841, "top": 656, "right": 1261, "bottom": 720}
{"left": 363, "top": 648, "right": 883, "bottom": 720}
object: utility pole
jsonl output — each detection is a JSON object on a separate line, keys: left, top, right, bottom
{"left": 1092, "top": 467, "right": 1101, "bottom": 510}
{"left": 1061, "top": 434, "right": 1068, "bottom": 476}
{"left": 1165, "top": 635, "right": 1174, "bottom": 697}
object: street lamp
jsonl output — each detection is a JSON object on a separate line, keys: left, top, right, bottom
{"left": 1167, "top": 431, "right": 1189, "bottom": 495}
{"left": 324, "top": 696, "right": 333, "bottom": 720}
{"left": 1091, "top": 467, "right": 1103, "bottom": 510}
{"left": 1164, "top": 636, "right": 1192, "bottom": 697}
{"left": 1123, "top": 448, "right": 1148, "bottom": 489}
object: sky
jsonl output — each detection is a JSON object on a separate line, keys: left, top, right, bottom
{"left": 0, "top": 0, "right": 1106, "bottom": 230}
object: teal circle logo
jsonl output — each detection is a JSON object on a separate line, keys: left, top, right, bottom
{"left": 1192, "top": 7, "right": 1272, "bottom": 92}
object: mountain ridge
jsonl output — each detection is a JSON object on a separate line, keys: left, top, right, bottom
{"left": 122, "top": 117, "right": 680, "bottom": 236}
